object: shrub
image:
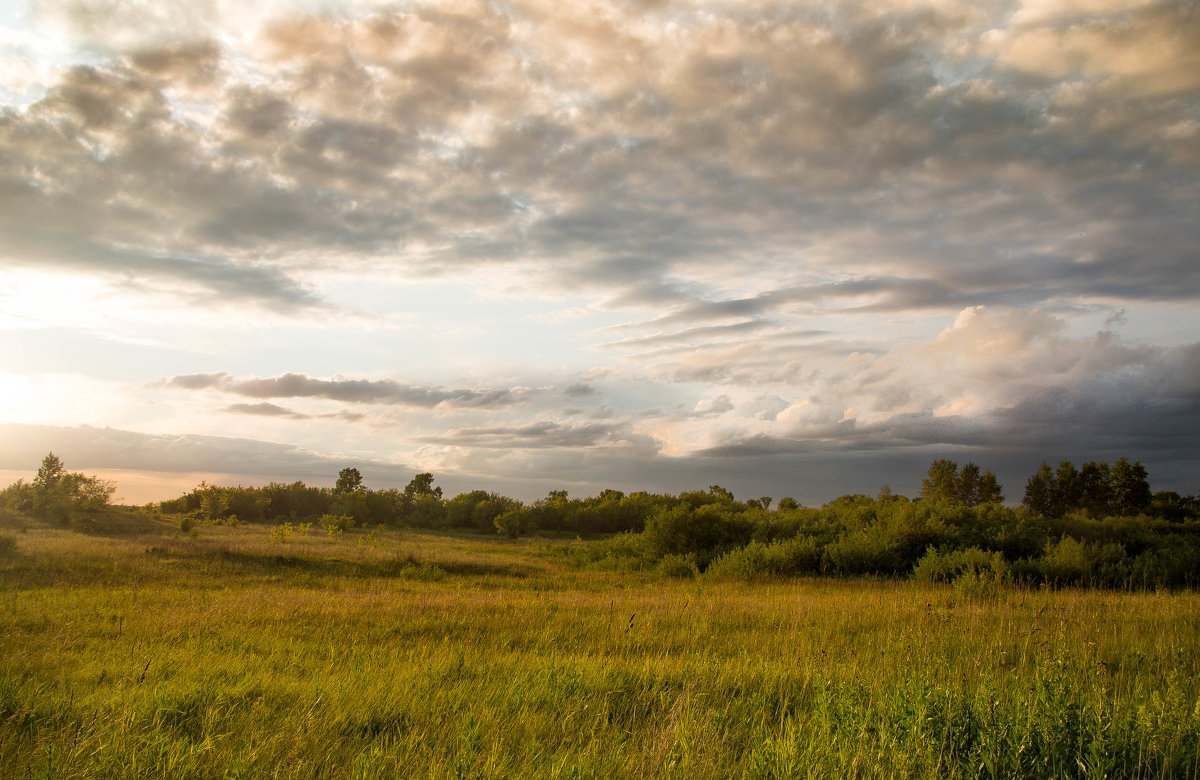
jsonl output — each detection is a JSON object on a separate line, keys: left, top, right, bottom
{"left": 386, "top": 555, "right": 447, "bottom": 581}
{"left": 656, "top": 553, "right": 699, "bottom": 579}
{"left": 824, "top": 529, "right": 897, "bottom": 575}
{"left": 494, "top": 509, "right": 534, "bottom": 538}
{"left": 707, "top": 542, "right": 770, "bottom": 579}
{"left": 912, "top": 547, "right": 1010, "bottom": 584}
{"left": 707, "top": 537, "right": 823, "bottom": 580}
{"left": 951, "top": 569, "right": 1008, "bottom": 601}
{"left": 0, "top": 534, "right": 17, "bottom": 558}
{"left": 1036, "top": 535, "right": 1128, "bottom": 583}
{"left": 401, "top": 561, "right": 446, "bottom": 581}
{"left": 320, "top": 514, "right": 353, "bottom": 536}
{"left": 178, "top": 512, "right": 200, "bottom": 534}
{"left": 769, "top": 535, "right": 824, "bottom": 574}
{"left": 0, "top": 479, "right": 33, "bottom": 513}
{"left": 642, "top": 503, "right": 754, "bottom": 562}
{"left": 563, "top": 532, "right": 646, "bottom": 571}
{"left": 270, "top": 523, "right": 294, "bottom": 543}
{"left": 1126, "top": 539, "right": 1200, "bottom": 589}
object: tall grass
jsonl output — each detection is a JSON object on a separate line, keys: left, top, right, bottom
{"left": 1, "top": 512, "right": 1198, "bottom": 778}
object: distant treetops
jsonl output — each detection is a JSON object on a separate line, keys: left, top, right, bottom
{"left": 2, "top": 452, "right": 1194, "bottom": 531}
{"left": 1022, "top": 458, "right": 1158, "bottom": 519}
{"left": 917, "top": 456, "right": 1180, "bottom": 521}
{"left": 919, "top": 459, "right": 1003, "bottom": 506}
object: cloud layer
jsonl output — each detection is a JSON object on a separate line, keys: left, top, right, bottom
{"left": 4, "top": 0, "right": 1197, "bottom": 312}
{"left": 1, "top": 0, "right": 1198, "bottom": 501}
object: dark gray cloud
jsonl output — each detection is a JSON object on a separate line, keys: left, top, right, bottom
{"left": 163, "top": 372, "right": 522, "bottom": 408}
{"left": 563, "top": 383, "right": 597, "bottom": 398}
{"left": 221, "top": 402, "right": 306, "bottom": 419}
{"left": 691, "top": 326, "right": 1200, "bottom": 486}
{"left": 422, "top": 420, "right": 638, "bottom": 449}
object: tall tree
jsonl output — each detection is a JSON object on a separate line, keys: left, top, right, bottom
{"left": 707, "top": 485, "right": 735, "bottom": 502}
{"left": 1111, "top": 457, "right": 1152, "bottom": 516}
{"left": 1052, "top": 460, "right": 1081, "bottom": 516}
{"left": 404, "top": 472, "right": 443, "bottom": 499}
{"left": 28, "top": 452, "right": 112, "bottom": 518}
{"left": 334, "top": 467, "right": 364, "bottom": 495}
{"left": 976, "top": 471, "right": 1004, "bottom": 505}
{"left": 33, "top": 452, "right": 65, "bottom": 492}
{"left": 1079, "top": 461, "right": 1113, "bottom": 517}
{"left": 957, "top": 462, "right": 982, "bottom": 506}
{"left": 1023, "top": 462, "right": 1056, "bottom": 516}
{"left": 921, "top": 459, "right": 960, "bottom": 502}
{"left": 32, "top": 452, "right": 66, "bottom": 515}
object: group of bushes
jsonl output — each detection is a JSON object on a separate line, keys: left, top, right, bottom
{"left": 0, "top": 453, "right": 114, "bottom": 523}
{"left": 157, "top": 472, "right": 453, "bottom": 529}
{"left": 156, "top": 476, "right": 700, "bottom": 537}
{"left": 566, "top": 492, "right": 1200, "bottom": 589}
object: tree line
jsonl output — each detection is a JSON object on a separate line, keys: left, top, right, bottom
{"left": 141, "top": 456, "right": 1200, "bottom": 588}
{"left": 3, "top": 453, "right": 1198, "bottom": 588}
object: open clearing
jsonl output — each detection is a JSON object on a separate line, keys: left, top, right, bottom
{"left": 1, "top": 511, "right": 1198, "bottom": 778}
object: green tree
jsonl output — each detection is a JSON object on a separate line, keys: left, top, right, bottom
{"left": 708, "top": 485, "right": 735, "bottom": 502}
{"left": 34, "top": 452, "right": 65, "bottom": 492}
{"left": 399, "top": 473, "right": 445, "bottom": 527}
{"left": 62, "top": 472, "right": 117, "bottom": 511}
{"left": 921, "top": 459, "right": 959, "bottom": 503}
{"left": 32, "top": 452, "right": 66, "bottom": 515}
{"left": 957, "top": 462, "right": 981, "bottom": 506}
{"left": 1052, "top": 460, "right": 1081, "bottom": 516}
{"left": 1079, "top": 461, "right": 1114, "bottom": 517}
{"left": 1023, "top": 462, "right": 1056, "bottom": 516}
{"left": 28, "top": 453, "right": 113, "bottom": 519}
{"left": 1111, "top": 457, "right": 1151, "bottom": 516}
{"left": 404, "top": 472, "right": 442, "bottom": 499}
{"left": 1151, "top": 491, "right": 1198, "bottom": 522}
{"left": 334, "top": 467, "right": 364, "bottom": 495}
{"left": 494, "top": 508, "right": 531, "bottom": 538}
{"left": 331, "top": 489, "right": 369, "bottom": 526}
{"left": 976, "top": 471, "right": 1004, "bottom": 505}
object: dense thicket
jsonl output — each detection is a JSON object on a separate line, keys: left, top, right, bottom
{"left": 5, "top": 453, "right": 1198, "bottom": 588}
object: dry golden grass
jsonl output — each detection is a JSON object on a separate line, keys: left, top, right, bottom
{"left": 1, "top": 511, "right": 1197, "bottom": 778}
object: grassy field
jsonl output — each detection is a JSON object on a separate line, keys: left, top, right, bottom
{"left": 1, "top": 510, "right": 1198, "bottom": 778}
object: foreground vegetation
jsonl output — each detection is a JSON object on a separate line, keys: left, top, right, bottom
{"left": 2, "top": 507, "right": 1199, "bottom": 778}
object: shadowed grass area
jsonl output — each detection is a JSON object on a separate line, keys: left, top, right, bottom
{"left": 1, "top": 509, "right": 1198, "bottom": 778}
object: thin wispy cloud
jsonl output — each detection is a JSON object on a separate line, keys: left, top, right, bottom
{"left": 163, "top": 372, "right": 526, "bottom": 409}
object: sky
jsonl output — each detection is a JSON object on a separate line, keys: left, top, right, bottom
{"left": 1, "top": 0, "right": 1198, "bottom": 506}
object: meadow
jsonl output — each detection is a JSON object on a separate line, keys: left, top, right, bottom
{"left": 1, "top": 510, "right": 1198, "bottom": 778}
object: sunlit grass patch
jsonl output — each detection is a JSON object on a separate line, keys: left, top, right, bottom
{"left": 1, "top": 516, "right": 1198, "bottom": 777}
